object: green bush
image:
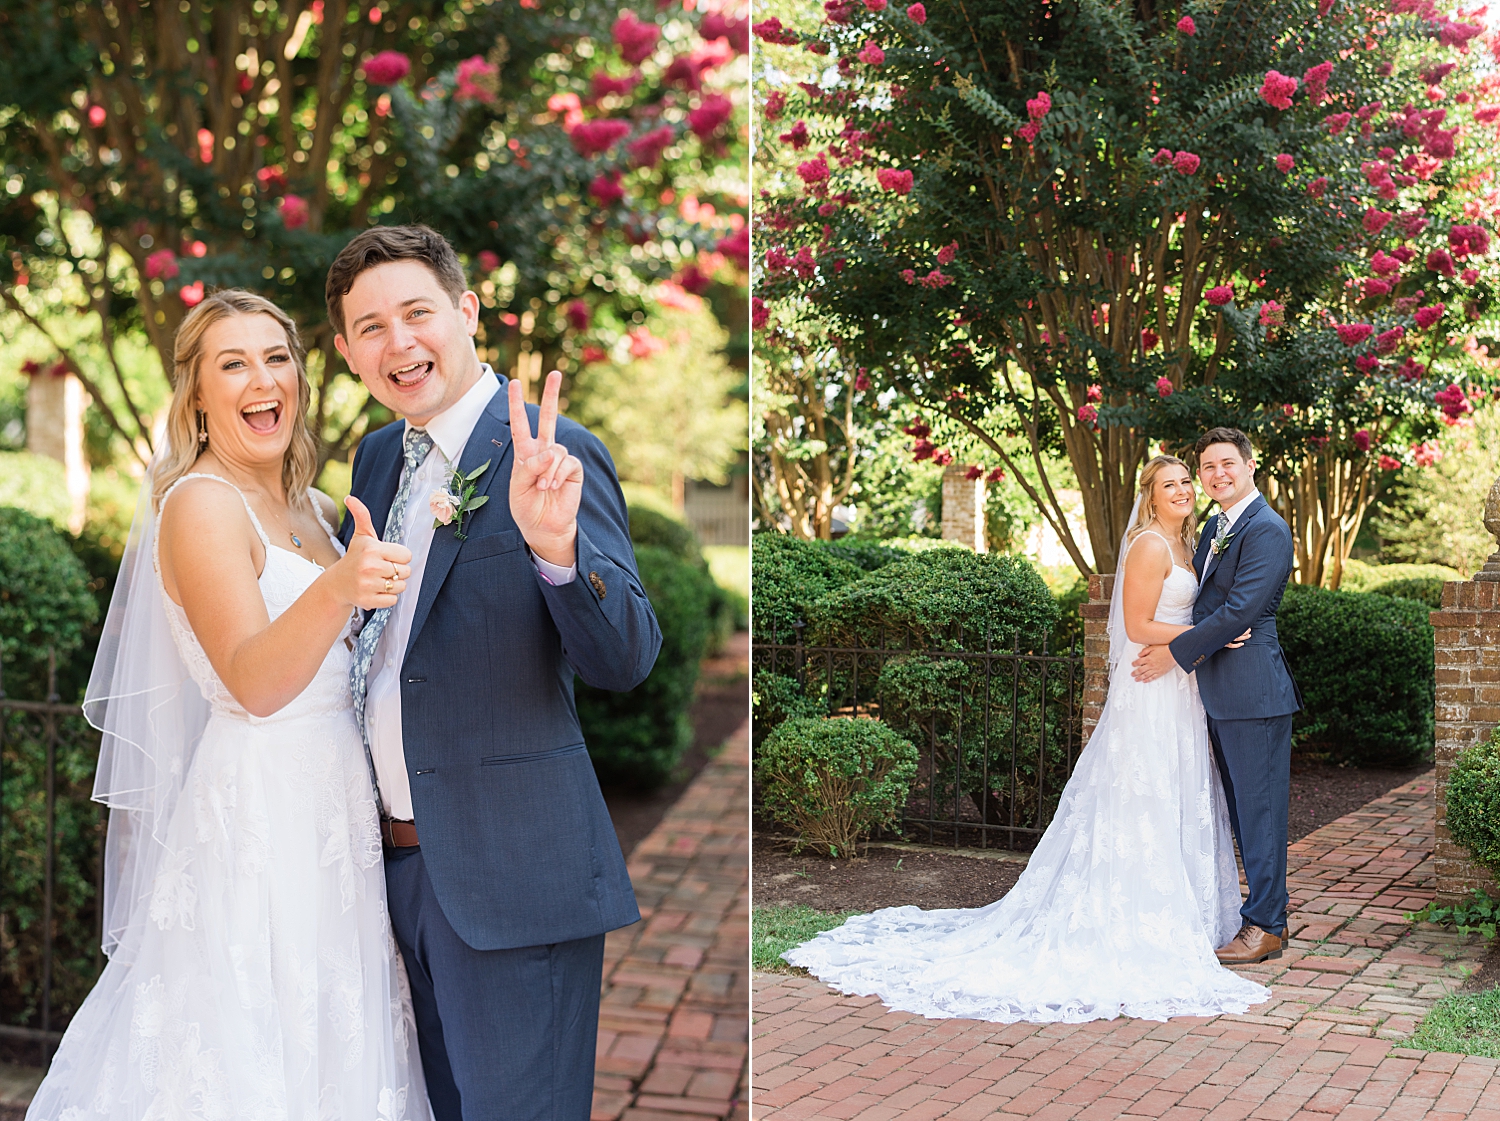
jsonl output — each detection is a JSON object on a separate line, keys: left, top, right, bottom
{"left": 752, "top": 671, "right": 826, "bottom": 744}
{"left": 0, "top": 506, "right": 99, "bottom": 701}
{"left": 627, "top": 503, "right": 738, "bottom": 653}
{"left": 814, "top": 537, "right": 904, "bottom": 573}
{"left": 751, "top": 532, "right": 863, "bottom": 640}
{"left": 1277, "top": 584, "right": 1434, "bottom": 766}
{"left": 1446, "top": 729, "right": 1500, "bottom": 884}
{"left": 806, "top": 549, "right": 1058, "bottom": 650}
{"left": 756, "top": 717, "right": 918, "bottom": 857}
{"left": 0, "top": 451, "right": 72, "bottom": 528}
{"left": 1366, "top": 576, "right": 1445, "bottom": 609}
{"left": 1338, "top": 558, "right": 1465, "bottom": 592}
{"left": 1052, "top": 577, "right": 1089, "bottom": 653}
{"left": 577, "top": 544, "right": 717, "bottom": 790}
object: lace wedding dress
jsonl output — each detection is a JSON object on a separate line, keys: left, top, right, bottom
{"left": 784, "top": 541, "right": 1271, "bottom": 1023}
{"left": 27, "top": 475, "right": 429, "bottom": 1121}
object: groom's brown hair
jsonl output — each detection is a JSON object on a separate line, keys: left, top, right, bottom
{"left": 1194, "top": 426, "right": 1254, "bottom": 465}
{"left": 325, "top": 224, "right": 468, "bottom": 338}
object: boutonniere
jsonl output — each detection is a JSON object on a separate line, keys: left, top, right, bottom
{"left": 1210, "top": 526, "right": 1238, "bottom": 557}
{"left": 429, "top": 459, "right": 491, "bottom": 540}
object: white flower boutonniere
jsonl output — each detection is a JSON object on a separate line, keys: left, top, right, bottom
{"left": 431, "top": 459, "right": 491, "bottom": 540}
{"left": 1210, "top": 526, "right": 1237, "bottom": 557}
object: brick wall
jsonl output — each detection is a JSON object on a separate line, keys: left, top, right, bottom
{"left": 1081, "top": 573, "right": 1114, "bottom": 746}
{"left": 1431, "top": 579, "right": 1500, "bottom": 904}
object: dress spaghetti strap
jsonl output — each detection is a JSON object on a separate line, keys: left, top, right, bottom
{"left": 158, "top": 473, "right": 273, "bottom": 547}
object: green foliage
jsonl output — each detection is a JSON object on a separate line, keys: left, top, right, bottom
{"left": 807, "top": 550, "right": 1058, "bottom": 650}
{"left": 1366, "top": 577, "right": 1445, "bottom": 610}
{"left": 1277, "top": 584, "right": 1434, "bottom": 766}
{"left": 0, "top": 506, "right": 98, "bottom": 701}
{"left": 752, "top": 904, "right": 863, "bottom": 974}
{"left": 757, "top": 716, "right": 918, "bottom": 858}
{"left": 751, "top": 532, "right": 863, "bottom": 640}
{"left": 1406, "top": 988, "right": 1500, "bottom": 1058}
{"left": 1445, "top": 730, "right": 1500, "bottom": 887}
{"left": 1339, "top": 559, "right": 1466, "bottom": 592}
{"left": 1052, "top": 577, "right": 1090, "bottom": 653}
{"left": 629, "top": 505, "right": 702, "bottom": 563}
{"left": 577, "top": 544, "right": 717, "bottom": 790}
{"left": 0, "top": 450, "right": 71, "bottom": 528}
{"left": 814, "top": 538, "right": 904, "bottom": 573}
{"left": 751, "top": 671, "right": 826, "bottom": 746}
{"left": 1408, "top": 890, "right": 1500, "bottom": 943}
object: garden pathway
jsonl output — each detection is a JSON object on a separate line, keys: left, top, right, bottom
{"left": 752, "top": 771, "right": 1500, "bottom": 1120}
{"left": 592, "top": 720, "right": 750, "bottom": 1121}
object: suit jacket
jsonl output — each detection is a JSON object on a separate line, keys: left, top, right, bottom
{"left": 1168, "top": 493, "right": 1302, "bottom": 722}
{"left": 341, "top": 376, "right": 662, "bottom": 950}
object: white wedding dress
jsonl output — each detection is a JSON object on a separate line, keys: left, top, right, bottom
{"left": 27, "top": 476, "right": 429, "bottom": 1121}
{"left": 784, "top": 538, "right": 1271, "bottom": 1023}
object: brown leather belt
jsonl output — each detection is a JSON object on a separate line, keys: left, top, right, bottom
{"left": 381, "top": 818, "right": 420, "bottom": 849}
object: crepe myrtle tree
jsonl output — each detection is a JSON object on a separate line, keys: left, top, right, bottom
{"left": 753, "top": 0, "right": 1495, "bottom": 577}
{"left": 0, "top": 0, "right": 748, "bottom": 469}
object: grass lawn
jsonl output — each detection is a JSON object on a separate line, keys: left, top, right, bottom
{"left": 753, "top": 904, "right": 864, "bottom": 973}
{"left": 1407, "top": 987, "right": 1500, "bottom": 1058}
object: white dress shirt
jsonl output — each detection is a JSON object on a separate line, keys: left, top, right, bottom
{"left": 364, "top": 366, "right": 575, "bottom": 819}
{"left": 1219, "top": 487, "right": 1258, "bottom": 532}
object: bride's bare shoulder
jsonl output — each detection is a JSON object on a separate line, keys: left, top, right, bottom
{"left": 1125, "top": 530, "right": 1171, "bottom": 571}
{"left": 158, "top": 476, "right": 260, "bottom": 580}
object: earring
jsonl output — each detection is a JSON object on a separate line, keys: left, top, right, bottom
{"left": 197, "top": 410, "right": 208, "bottom": 446}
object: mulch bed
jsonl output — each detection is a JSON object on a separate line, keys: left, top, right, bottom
{"left": 753, "top": 757, "right": 1434, "bottom": 915}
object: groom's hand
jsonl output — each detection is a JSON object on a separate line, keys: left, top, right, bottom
{"left": 1131, "top": 644, "right": 1177, "bottom": 682}
{"left": 508, "top": 370, "right": 582, "bottom": 568}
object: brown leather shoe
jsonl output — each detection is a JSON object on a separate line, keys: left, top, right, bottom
{"left": 1215, "top": 924, "right": 1283, "bottom": 964}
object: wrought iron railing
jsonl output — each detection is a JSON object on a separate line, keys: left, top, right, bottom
{"left": 753, "top": 624, "right": 1086, "bottom": 850}
{"left": 0, "top": 651, "right": 105, "bottom": 1064}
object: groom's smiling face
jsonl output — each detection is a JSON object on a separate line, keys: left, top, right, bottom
{"left": 334, "top": 259, "right": 484, "bottom": 427}
{"left": 1198, "top": 441, "right": 1257, "bottom": 510}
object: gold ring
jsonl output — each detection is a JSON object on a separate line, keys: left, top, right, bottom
{"left": 384, "top": 578, "right": 393, "bottom": 594}
{"left": 391, "top": 563, "right": 400, "bottom": 580}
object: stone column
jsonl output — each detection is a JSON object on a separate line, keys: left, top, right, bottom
{"left": 26, "top": 367, "right": 89, "bottom": 533}
{"left": 940, "top": 463, "right": 986, "bottom": 552}
{"left": 1432, "top": 476, "right": 1500, "bottom": 903}
{"left": 1081, "top": 573, "right": 1114, "bottom": 745}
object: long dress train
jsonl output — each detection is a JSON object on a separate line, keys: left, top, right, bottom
{"left": 783, "top": 560, "right": 1271, "bottom": 1023}
{"left": 27, "top": 474, "right": 429, "bottom": 1120}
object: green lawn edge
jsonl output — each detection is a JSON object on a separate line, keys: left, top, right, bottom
{"left": 753, "top": 904, "right": 865, "bottom": 974}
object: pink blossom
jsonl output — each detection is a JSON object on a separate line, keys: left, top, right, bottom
{"left": 687, "top": 94, "right": 734, "bottom": 138}
{"left": 1173, "top": 151, "right": 1200, "bottom": 175}
{"left": 1362, "top": 208, "right": 1392, "bottom": 235}
{"left": 780, "top": 120, "right": 810, "bottom": 149}
{"left": 1076, "top": 404, "right": 1098, "bottom": 424}
{"left": 1027, "top": 91, "right": 1052, "bottom": 120}
{"left": 1156, "top": 376, "right": 1174, "bottom": 398}
{"left": 1412, "top": 440, "right": 1442, "bottom": 467}
{"left": 1205, "top": 284, "right": 1233, "bottom": 306}
{"left": 763, "top": 90, "right": 786, "bottom": 120}
{"left": 855, "top": 369, "right": 872, "bottom": 390}
{"left": 629, "top": 125, "right": 676, "bottom": 168}
{"left": 858, "top": 41, "right": 885, "bottom": 66}
{"left": 985, "top": 466, "right": 1005, "bottom": 483}
{"left": 363, "top": 50, "right": 411, "bottom": 85}
{"left": 1141, "top": 328, "right": 1159, "bottom": 350}
{"left": 1324, "top": 112, "right": 1351, "bottom": 134}
{"left": 565, "top": 301, "right": 590, "bottom": 332}
{"left": 1086, "top": 384, "right": 1102, "bottom": 402}
{"left": 911, "top": 438, "right": 935, "bottom": 460}
{"left": 1437, "top": 20, "right": 1482, "bottom": 50}
{"left": 613, "top": 12, "right": 661, "bottom": 64}
{"left": 1176, "top": 15, "right": 1196, "bottom": 34}
{"left": 1426, "top": 249, "right": 1456, "bottom": 277}
{"left": 918, "top": 268, "right": 951, "bottom": 288}
{"left": 900, "top": 268, "right": 916, "bottom": 284}
{"left": 1274, "top": 153, "right": 1294, "bottom": 173}
{"left": 279, "top": 194, "right": 309, "bottom": 229}
{"left": 1151, "top": 148, "right": 1174, "bottom": 167}
{"left": 824, "top": 1, "right": 855, "bottom": 23}
{"left": 753, "top": 18, "right": 799, "bottom": 45}
{"left": 581, "top": 346, "right": 608, "bottom": 365}
{"left": 1336, "top": 323, "right": 1374, "bottom": 346}
{"left": 717, "top": 227, "right": 749, "bottom": 268}
{"left": 864, "top": 0, "right": 888, "bottom": 9}
{"left": 1449, "top": 223, "right": 1490, "bottom": 258}
{"left": 1356, "top": 355, "right": 1381, "bottom": 373}
{"left": 876, "top": 168, "right": 914, "bottom": 194}
{"left": 1363, "top": 278, "right": 1392, "bottom": 299}
{"left": 571, "top": 119, "right": 632, "bottom": 157}
{"left": 589, "top": 171, "right": 625, "bottom": 205}
{"left": 1376, "top": 326, "right": 1405, "bottom": 353}
{"left": 751, "top": 297, "right": 768, "bottom": 329}
{"left": 1423, "top": 127, "right": 1457, "bottom": 160}
{"left": 1259, "top": 301, "right": 1285, "bottom": 326}
{"left": 933, "top": 449, "right": 954, "bottom": 466}
{"left": 1307, "top": 177, "right": 1328, "bottom": 198}
{"left": 1353, "top": 429, "right": 1371, "bottom": 452}
{"left": 1397, "top": 209, "right": 1429, "bottom": 239}
{"left": 477, "top": 250, "right": 501, "bottom": 272}
{"left": 1318, "top": 0, "right": 1335, "bottom": 14}
{"left": 1016, "top": 121, "right": 1040, "bottom": 144}
{"left": 454, "top": 56, "right": 499, "bottom": 102}
{"left": 1379, "top": 454, "right": 1401, "bottom": 470}
{"left": 936, "top": 241, "right": 957, "bottom": 265}
{"left": 87, "top": 104, "right": 106, "bottom": 127}
{"left": 1370, "top": 251, "right": 1401, "bottom": 277}
{"left": 429, "top": 490, "right": 458, "bottom": 525}
{"left": 144, "top": 249, "right": 179, "bottom": 280}
{"left": 963, "top": 464, "right": 982, "bottom": 480}
{"left": 1259, "top": 70, "right": 1298, "bottom": 111}
{"left": 1475, "top": 105, "right": 1500, "bottom": 124}
{"left": 179, "top": 281, "right": 205, "bottom": 307}
{"left": 628, "top": 327, "right": 668, "bottom": 358}
{"left": 1462, "top": 267, "right": 1480, "bottom": 286}
{"left": 1414, "top": 303, "right": 1445, "bottom": 329}
{"left": 1303, "top": 61, "right": 1334, "bottom": 106}
{"left": 906, "top": 3, "right": 927, "bottom": 23}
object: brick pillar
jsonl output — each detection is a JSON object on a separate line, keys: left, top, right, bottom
{"left": 1432, "top": 578, "right": 1500, "bottom": 904}
{"left": 26, "top": 368, "right": 89, "bottom": 533}
{"left": 1081, "top": 573, "right": 1114, "bottom": 745}
{"left": 940, "top": 463, "right": 986, "bottom": 552}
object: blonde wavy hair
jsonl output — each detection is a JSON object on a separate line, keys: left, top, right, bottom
{"left": 1125, "top": 454, "right": 1196, "bottom": 554}
{"left": 152, "top": 290, "right": 315, "bottom": 512}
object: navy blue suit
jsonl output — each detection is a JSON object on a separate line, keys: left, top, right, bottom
{"left": 1168, "top": 494, "right": 1301, "bottom": 937}
{"left": 341, "top": 376, "right": 661, "bottom": 1120}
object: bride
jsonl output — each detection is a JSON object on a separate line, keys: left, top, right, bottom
{"left": 784, "top": 455, "right": 1271, "bottom": 1023}
{"left": 28, "top": 290, "right": 430, "bottom": 1118}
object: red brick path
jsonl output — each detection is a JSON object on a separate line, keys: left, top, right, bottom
{"left": 752, "top": 772, "right": 1499, "bottom": 1119}
{"left": 593, "top": 722, "right": 750, "bottom": 1121}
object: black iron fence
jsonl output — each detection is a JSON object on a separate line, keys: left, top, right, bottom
{"left": 0, "top": 651, "right": 105, "bottom": 1063}
{"left": 753, "top": 624, "right": 1087, "bottom": 850}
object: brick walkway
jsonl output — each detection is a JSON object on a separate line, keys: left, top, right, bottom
{"left": 593, "top": 721, "right": 750, "bottom": 1121}
{"left": 753, "top": 772, "right": 1500, "bottom": 1119}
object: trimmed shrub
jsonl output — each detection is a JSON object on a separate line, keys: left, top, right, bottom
{"left": 751, "top": 532, "right": 862, "bottom": 640}
{"left": 1277, "top": 584, "right": 1433, "bottom": 766}
{"left": 1052, "top": 577, "right": 1089, "bottom": 653}
{"left": 757, "top": 716, "right": 918, "bottom": 857}
{"left": 1446, "top": 728, "right": 1500, "bottom": 884}
{"left": 814, "top": 537, "right": 904, "bottom": 572}
{"left": 752, "top": 671, "right": 826, "bottom": 745}
{"left": 1339, "top": 558, "right": 1465, "bottom": 592}
{"left": 0, "top": 506, "right": 98, "bottom": 700}
{"left": 806, "top": 549, "right": 1058, "bottom": 650}
{"left": 0, "top": 451, "right": 72, "bottom": 528}
{"left": 628, "top": 503, "right": 737, "bottom": 653}
{"left": 1366, "top": 576, "right": 1445, "bottom": 609}
{"left": 576, "top": 544, "right": 717, "bottom": 789}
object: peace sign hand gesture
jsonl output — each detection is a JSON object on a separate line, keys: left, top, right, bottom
{"left": 509, "top": 370, "right": 583, "bottom": 568}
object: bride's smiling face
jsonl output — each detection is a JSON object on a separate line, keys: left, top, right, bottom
{"left": 1153, "top": 465, "right": 1196, "bottom": 526}
{"left": 195, "top": 313, "right": 300, "bottom": 467}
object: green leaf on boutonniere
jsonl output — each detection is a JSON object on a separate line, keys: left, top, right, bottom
{"left": 467, "top": 495, "right": 489, "bottom": 510}
{"left": 465, "top": 460, "right": 491, "bottom": 483}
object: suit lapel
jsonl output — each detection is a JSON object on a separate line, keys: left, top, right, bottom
{"left": 1191, "top": 517, "right": 1214, "bottom": 579}
{"left": 404, "top": 388, "right": 514, "bottom": 658}
{"left": 365, "top": 425, "right": 406, "bottom": 540}
{"left": 1201, "top": 494, "right": 1266, "bottom": 587}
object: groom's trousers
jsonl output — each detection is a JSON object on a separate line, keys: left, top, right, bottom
{"left": 385, "top": 847, "right": 606, "bottom": 1121}
{"left": 1206, "top": 714, "right": 1293, "bottom": 937}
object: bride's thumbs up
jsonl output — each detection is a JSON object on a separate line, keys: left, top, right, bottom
{"left": 330, "top": 496, "right": 414, "bottom": 610}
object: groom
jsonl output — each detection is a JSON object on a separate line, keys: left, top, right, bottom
{"left": 1132, "top": 427, "right": 1301, "bottom": 965}
{"left": 328, "top": 225, "right": 662, "bottom": 1119}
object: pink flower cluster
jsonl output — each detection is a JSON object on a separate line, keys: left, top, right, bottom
{"left": 1412, "top": 440, "right": 1442, "bottom": 467}
{"left": 144, "top": 249, "right": 179, "bottom": 280}
{"left": 1156, "top": 376, "right": 1174, "bottom": 398}
{"left": 613, "top": 12, "right": 660, "bottom": 64}
{"left": 1363, "top": 208, "right": 1392, "bottom": 235}
{"left": 1336, "top": 323, "right": 1373, "bottom": 346}
{"left": 1376, "top": 325, "right": 1404, "bottom": 354}
{"left": 858, "top": 42, "right": 885, "bottom": 66}
{"left": 1205, "top": 285, "right": 1234, "bottom": 306}
{"left": 363, "top": 51, "right": 411, "bottom": 85}
{"left": 571, "top": 119, "right": 632, "bottom": 157}
{"left": 687, "top": 94, "right": 733, "bottom": 138}
{"left": 1274, "top": 153, "right": 1294, "bottom": 174}
{"left": 1434, "top": 382, "right": 1472, "bottom": 421}
{"left": 877, "top": 168, "right": 914, "bottom": 194}
{"left": 1353, "top": 429, "right": 1371, "bottom": 452}
{"left": 455, "top": 56, "right": 498, "bottom": 103}
{"left": 752, "top": 18, "right": 799, "bottom": 45}
{"left": 1415, "top": 303, "right": 1445, "bottom": 330}
{"left": 1302, "top": 61, "right": 1334, "bottom": 106}
{"left": 630, "top": 125, "right": 675, "bottom": 168}
{"left": 1176, "top": 16, "right": 1195, "bottom": 35}
{"left": 1259, "top": 300, "right": 1285, "bottom": 327}
{"left": 1449, "top": 224, "right": 1490, "bottom": 258}
{"left": 1259, "top": 70, "right": 1298, "bottom": 111}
